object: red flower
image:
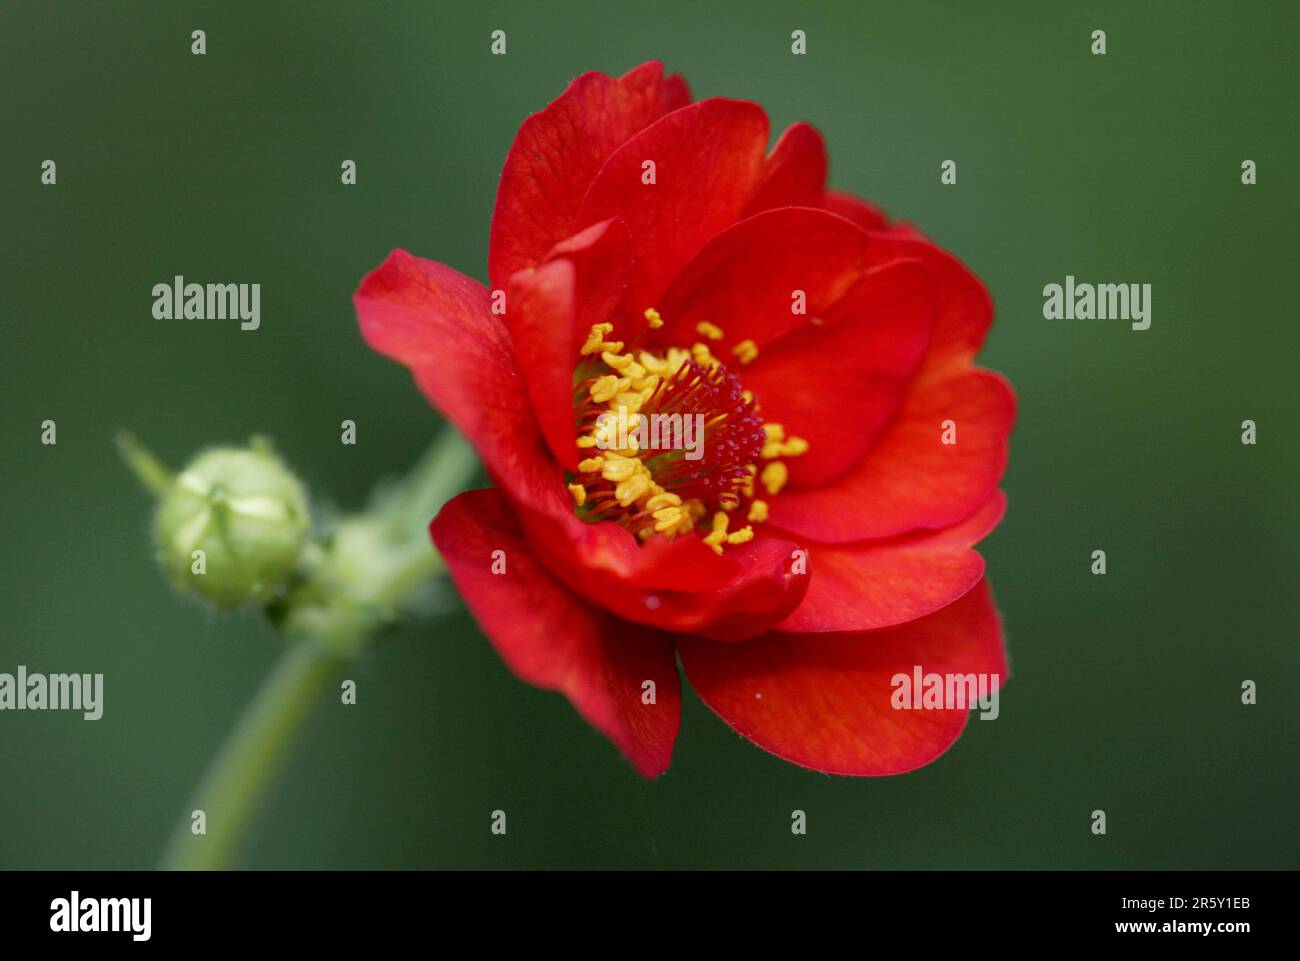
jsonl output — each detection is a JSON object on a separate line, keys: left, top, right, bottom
{"left": 355, "top": 62, "right": 1016, "bottom": 777}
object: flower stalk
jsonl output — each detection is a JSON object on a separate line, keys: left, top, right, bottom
{"left": 120, "top": 428, "right": 479, "bottom": 869}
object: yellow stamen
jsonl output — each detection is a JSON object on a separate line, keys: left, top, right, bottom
{"left": 568, "top": 327, "right": 808, "bottom": 553}
{"left": 726, "top": 526, "right": 754, "bottom": 545}
{"left": 615, "top": 474, "right": 649, "bottom": 506}
{"left": 690, "top": 342, "right": 717, "bottom": 368}
{"left": 645, "top": 492, "right": 682, "bottom": 511}
{"left": 763, "top": 438, "right": 809, "bottom": 459}
{"left": 613, "top": 392, "right": 644, "bottom": 414}
{"left": 589, "top": 374, "right": 629, "bottom": 403}
{"left": 600, "top": 456, "right": 640, "bottom": 483}
{"left": 651, "top": 506, "right": 684, "bottom": 532}
{"left": 732, "top": 339, "right": 758, "bottom": 365}
{"left": 580, "top": 323, "right": 614, "bottom": 356}
{"left": 760, "top": 423, "right": 808, "bottom": 459}
{"left": 638, "top": 351, "right": 670, "bottom": 375}
{"left": 601, "top": 350, "right": 635, "bottom": 370}
{"left": 760, "top": 461, "right": 788, "bottom": 496}
{"left": 781, "top": 436, "right": 809, "bottom": 457}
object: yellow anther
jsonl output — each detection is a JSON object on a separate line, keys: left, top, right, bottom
{"left": 732, "top": 339, "right": 758, "bottom": 364}
{"left": 639, "top": 351, "right": 670, "bottom": 375}
{"left": 645, "top": 492, "right": 682, "bottom": 511}
{"left": 741, "top": 389, "right": 754, "bottom": 405}
{"left": 589, "top": 374, "right": 629, "bottom": 403}
{"left": 702, "top": 510, "right": 729, "bottom": 552}
{"left": 567, "top": 483, "right": 587, "bottom": 507}
{"left": 760, "top": 461, "right": 789, "bottom": 496}
{"left": 615, "top": 474, "right": 650, "bottom": 506}
{"left": 577, "top": 457, "right": 605, "bottom": 473}
{"left": 600, "top": 457, "right": 639, "bottom": 483}
{"left": 747, "top": 500, "right": 769, "bottom": 523}
{"left": 644, "top": 307, "right": 664, "bottom": 329}
{"left": 781, "top": 436, "right": 809, "bottom": 457}
{"left": 613, "top": 392, "right": 644, "bottom": 413}
{"left": 726, "top": 526, "right": 754, "bottom": 545}
{"left": 581, "top": 323, "right": 614, "bottom": 356}
{"left": 601, "top": 350, "right": 636, "bottom": 370}
{"left": 651, "top": 506, "right": 684, "bottom": 532}
{"left": 576, "top": 436, "right": 598, "bottom": 448}
{"left": 597, "top": 421, "right": 639, "bottom": 453}
{"left": 690, "top": 343, "right": 717, "bottom": 368}
{"left": 765, "top": 436, "right": 809, "bottom": 459}
{"left": 695, "top": 321, "right": 725, "bottom": 341}
{"left": 761, "top": 425, "right": 808, "bottom": 460}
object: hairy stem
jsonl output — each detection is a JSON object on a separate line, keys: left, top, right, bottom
{"left": 160, "top": 638, "right": 348, "bottom": 870}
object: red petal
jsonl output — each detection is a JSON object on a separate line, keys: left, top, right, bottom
{"left": 575, "top": 98, "right": 770, "bottom": 322}
{"left": 822, "top": 189, "right": 893, "bottom": 232}
{"left": 740, "top": 259, "right": 936, "bottom": 487}
{"left": 769, "top": 366, "right": 1015, "bottom": 542}
{"left": 874, "top": 235, "right": 995, "bottom": 375}
{"left": 432, "top": 488, "right": 681, "bottom": 778}
{"left": 820, "top": 195, "right": 991, "bottom": 369}
{"left": 652, "top": 206, "right": 877, "bottom": 352}
{"left": 662, "top": 71, "right": 692, "bottom": 112}
{"left": 677, "top": 577, "right": 1008, "bottom": 776}
{"left": 519, "top": 503, "right": 810, "bottom": 642}
{"left": 356, "top": 249, "right": 548, "bottom": 473}
{"left": 742, "top": 122, "right": 827, "bottom": 215}
{"left": 505, "top": 218, "right": 633, "bottom": 469}
{"left": 775, "top": 491, "right": 1005, "bottom": 633}
{"left": 489, "top": 61, "right": 684, "bottom": 291}
{"left": 505, "top": 260, "right": 577, "bottom": 468}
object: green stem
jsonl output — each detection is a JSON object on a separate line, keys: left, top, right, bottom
{"left": 115, "top": 430, "right": 174, "bottom": 497}
{"left": 160, "top": 638, "right": 348, "bottom": 870}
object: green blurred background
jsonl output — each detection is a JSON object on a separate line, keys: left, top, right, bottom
{"left": 1, "top": 0, "right": 1296, "bottom": 869}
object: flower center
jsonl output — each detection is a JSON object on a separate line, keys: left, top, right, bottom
{"left": 567, "top": 310, "right": 807, "bottom": 554}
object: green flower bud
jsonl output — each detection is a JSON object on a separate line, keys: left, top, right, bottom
{"left": 154, "top": 442, "right": 310, "bottom": 608}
